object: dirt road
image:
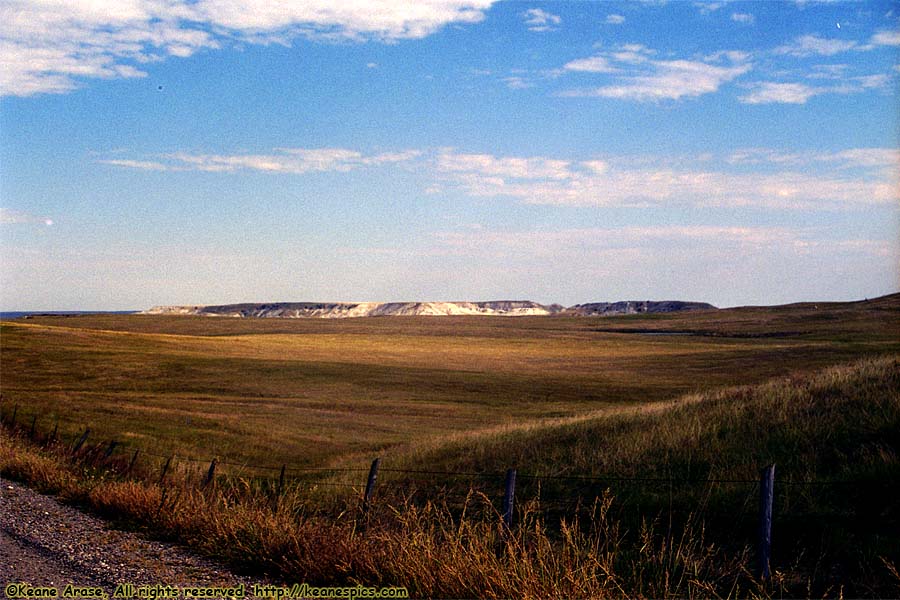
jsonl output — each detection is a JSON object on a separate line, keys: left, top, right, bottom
{"left": 0, "top": 477, "right": 267, "bottom": 593}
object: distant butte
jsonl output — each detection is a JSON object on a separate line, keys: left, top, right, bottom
{"left": 143, "top": 300, "right": 717, "bottom": 318}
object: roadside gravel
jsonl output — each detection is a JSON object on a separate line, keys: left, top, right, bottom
{"left": 0, "top": 477, "right": 271, "bottom": 594}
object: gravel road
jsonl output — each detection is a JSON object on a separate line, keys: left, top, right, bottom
{"left": 0, "top": 477, "right": 270, "bottom": 595}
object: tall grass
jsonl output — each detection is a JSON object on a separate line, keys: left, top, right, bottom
{"left": 3, "top": 355, "right": 899, "bottom": 598}
{"left": 0, "top": 431, "right": 753, "bottom": 598}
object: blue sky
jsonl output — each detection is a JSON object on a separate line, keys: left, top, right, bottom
{"left": 1, "top": 0, "right": 898, "bottom": 310}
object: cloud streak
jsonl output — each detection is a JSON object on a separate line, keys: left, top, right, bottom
{"left": 430, "top": 225, "right": 894, "bottom": 265}
{"left": 434, "top": 149, "right": 898, "bottom": 209}
{"left": 100, "top": 148, "right": 421, "bottom": 174}
{"left": 559, "top": 45, "right": 751, "bottom": 101}
{"left": 739, "top": 73, "right": 891, "bottom": 104}
{"left": 0, "top": 208, "right": 54, "bottom": 226}
{"left": 104, "top": 146, "right": 898, "bottom": 210}
{"left": 774, "top": 34, "right": 857, "bottom": 57}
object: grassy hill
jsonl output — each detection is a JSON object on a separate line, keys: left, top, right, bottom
{"left": 2, "top": 355, "right": 898, "bottom": 597}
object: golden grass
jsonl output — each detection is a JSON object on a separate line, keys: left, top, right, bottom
{"left": 3, "top": 296, "right": 898, "bottom": 473}
{"left": 2, "top": 297, "right": 899, "bottom": 596}
{"left": 2, "top": 355, "right": 899, "bottom": 597}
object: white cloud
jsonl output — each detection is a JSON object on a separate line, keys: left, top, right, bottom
{"left": 521, "top": 8, "right": 561, "bottom": 32}
{"left": 739, "top": 82, "right": 822, "bottom": 104}
{"left": 727, "top": 149, "right": 805, "bottom": 165}
{"left": 431, "top": 225, "right": 895, "bottom": 274}
{"left": 195, "top": 0, "right": 494, "bottom": 39}
{"left": 582, "top": 160, "right": 609, "bottom": 174}
{"left": 728, "top": 147, "right": 900, "bottom": 170}
{"left": 774, "top": 34, "right": 856, "bottom": 57}
{"left": 851, "top": 73, "right": 890, "bottom": 89}
{"left": 694, "top": 2, "right": 726, "bottom": 15}
{"left": 871, "top": 29, "right": 900, "bottom": 46}
{"left": 820, "top": 148, "right": 900, "bottom": 169}
{"left": 731, "top": 12, "right": 755, "bottom": 24}
{"left": 562, "top": 55, "right": 618, "bottom": 73}
{"left": 102, "top": 146, "right": 898, "bottom": 211}
{"left": 807, "top": 63, "right": 849, "bottom": 79}
{"left": 739, "top": 73, "right": 891, "bottom": 104}
{"left": 611, "top": 44, "right": 655, "bottom": 64}
{"left": 605, "top": 14, "right": 626, "bottom": 25}
{"left": 437, "top": 152, "right": 572, "bottom": 180}
{"left": 434, "top": 225, "right": 798, "bottom": 254}
{"left": 561, "top": 50, "right": 751, "bottom": 101}
{"left": 434, "top": 149, "right": 898, "bottom": 209}
{"left": 0, "top": 208, "right": 54, "bottom": 225}
{"left": 502, "top": 76, "right": 532, "bottom": 89}
{"left": 100, "top": 159, "right": 169, "bottom": 170}
{"left": 101, "top": 147, "right": 421, "bottom": 173}
{"left": 0, "top": 0, "right": 497, "bottom": 97}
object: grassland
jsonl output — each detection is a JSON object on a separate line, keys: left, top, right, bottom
{"left": 1, "top": 294, "right": 899, "bottom": 597}
{"left": 2, "top": 295, "right": 898, "bottom": 471}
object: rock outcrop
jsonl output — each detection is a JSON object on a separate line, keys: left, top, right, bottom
{"left": 562, "top": 300, "right": 716, "bottom": 316}
{"left": 143, "top": 301, "right": 565, "bottom": 318}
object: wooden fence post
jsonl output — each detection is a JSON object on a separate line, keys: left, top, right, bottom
{"left": 29, "top": 415, "right": 37, "bottom": 439}
{"left": 757, "top": 463, "right": 776, "bottom": 581}
{"left": 363, "top": 458, "right": 382, "bottom": 514}
{"left": 72, "top": 428, "right": 90, "bottom": 454}
{"left": 160, "top": 455, "right": 173, "bottom": 485}
{"left": 127, "top": 450, "right": 139, "bottom": 475}
{"left": 503, "top": 468, "right": 517, "bottom": 532}
{"left": 11, "top": 404, "right": 18, "bottom": 428}
{"left": 203, "top": 459, "right": 217, "bottom": 487}
{"left": 104, "top": 440, "right": 118, "bottom": 459}
{"left": 270, "top": 464, "right": 287, "bottom": 513}
{"left": 50, "top": 420, "right": 58, "bottom": 443}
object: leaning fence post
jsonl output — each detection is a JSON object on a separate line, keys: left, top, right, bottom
{"left": 72, "top": 428, "right": 90, "bottom": 454}
{"left": 29, "top": 415, "right": 37, "bottom": 439}
{"left": 363, "top": 458, "right": 382, "bottom": 514}
{"left": 503, "top": 468, "right": 517, "bottom": 532}
{"left": 50, "top": 420, "right": 59, "bottom": 443}
{"left": 203, "top": 458, "right": 217, "bottom": 487}
{"left": 11, "top": 404, "right": 18, "bottom": 428}
{"left": 757, "top": 463, "right": 776, "bottom": 581}
{"left": 104, "top": 440, "right": 118, "bottom": 459}
{"left": 160, "top": 455, "right": 173, "bottom": 485}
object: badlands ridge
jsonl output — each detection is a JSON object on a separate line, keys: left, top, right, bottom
{"left": 144, "top": 300, "right": 716, "bottom": 319}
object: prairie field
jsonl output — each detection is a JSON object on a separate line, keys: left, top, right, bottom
{"left": 2, "top": 295, "right": 898, "bottom": 471}
{"left": 1, "top": 294, "right": 899, "bottom": 597}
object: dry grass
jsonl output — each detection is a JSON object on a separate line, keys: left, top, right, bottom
{"left": 3, "top": 296, "right": 898, "bottom": 472}
{"left": 1, "top": 430, "right": 756, "bottom": 599}
{"left": 2, "top": 297, "right": 899, "bottom": 596}
{"left": 2, "top": 354, "right": 899, "bottom": 598}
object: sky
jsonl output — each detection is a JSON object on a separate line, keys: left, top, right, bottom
{"left": 1, "top": 0, "right": 898, "bottom": 310}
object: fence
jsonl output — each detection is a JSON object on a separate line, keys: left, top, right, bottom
{"left": 0, "top": 401, "right": 888, "bottom": 582}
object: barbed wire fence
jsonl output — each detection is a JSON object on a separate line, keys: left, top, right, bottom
{"left": 1, "top": 400, "right": 891, "bottom": 582}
